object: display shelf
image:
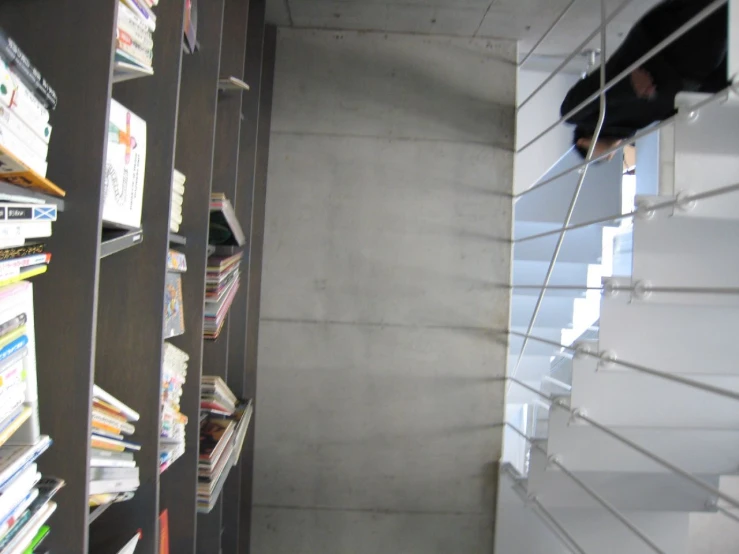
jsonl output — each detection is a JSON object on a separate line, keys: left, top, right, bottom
{"left": 100, "top": 229, "right": 144, "bottom": 259}
{"left": 169, "top": 233, "right": 187, "bottom": 246}
{"left": 0, "top": 1, "right": 274, "bottom": 552}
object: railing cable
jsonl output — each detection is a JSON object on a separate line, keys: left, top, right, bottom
{"left": 517, "top": 0, "right": 635, "bottom": 109}
{"left": 517, "top": 0, "right": 728, "bottom": 155}
{"left": 515, "top": 85, "right": 732, "bottom": 199}
{"left": 506, "top": 423, "right": 666, "bottom": 554}
{"left": 514, "top": 180, "right": 739, "bottom": 243}
{"left": 518, "top": 0, "right": 580, "bottom": 68}
{"left": 511, "top": 0, "right": 608, "bottom": 381}
{"left": 508, "top": 333, "right": 739, "bottom": 403}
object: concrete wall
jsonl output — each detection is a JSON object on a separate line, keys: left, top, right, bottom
{"left": 252, "top": 28, "right": 516, "bottom": 553}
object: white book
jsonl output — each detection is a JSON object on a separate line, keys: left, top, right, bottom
{"left": 0, "top": 487, "right": 37, "bottom": 533}
{"left": 90, "top": 457, "right": 137, "bottom": 469}
{"left": 169, "top": 211, "right": 182, "bottom": 225}
{"left": 171, "top": 193, "right": 183, "bottom": 207}
{"left": 1, "top": 285, "right": 40, "bottom": 446}
{"left": 89, "top": 477, "right": 140, "bottom": 495}
{"left": 169, "top": 221, "right": 180, "bottom": 233}
{"left": 0, "top": 106, "right": 50, "bottom": 155}
{"left": 0, "top": 465, "right": 39, "bottom": 516}
{"left": 93, "top": 384, "right": 140, "bottom": 422}
{"left": 0, "top": 437, "right": 49, "bottom": 489}
{"left": 103, "top": 99, "right": 147, "bottom": 229}
{"left": 0, "top": 221, "right": 51, "bottom": 240}
{"left": 89, "top": 466, "right": 139, "bottom": 481}
{"left": 172, "top": 180, "right": 185, "bottom": 195}
{"left": 0, "top": 121, "right": 47, "bottom": 177}
{"left": 0, "top": 61, "right": 49, "bottom": 134}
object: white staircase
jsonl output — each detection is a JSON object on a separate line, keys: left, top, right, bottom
{"left": 497, "top": 79, "right": 739, "bottom": 552}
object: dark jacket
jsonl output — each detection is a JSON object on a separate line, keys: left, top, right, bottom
{"left": 561, "top": 0, "right": 728, "bottom": 141}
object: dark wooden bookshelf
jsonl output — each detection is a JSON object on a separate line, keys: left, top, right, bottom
{"left": 0, "top": 1, "right": 274, "bottom": 553}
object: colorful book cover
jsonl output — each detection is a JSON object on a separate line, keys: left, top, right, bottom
{"left": 103, "top": 99, "right": 146, "bottom": 228}
{"left": 166, "top": 250, "right": 187, "bottom": 273}
{"left": 163, "top": 272, "right": 184, "bottom": 339}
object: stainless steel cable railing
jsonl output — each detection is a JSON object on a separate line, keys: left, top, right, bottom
{"left": 504, "top": 0, "right": 738, "bottom": 550}
{"left": 510, "top": 0, "right": 609, "bottom": 381}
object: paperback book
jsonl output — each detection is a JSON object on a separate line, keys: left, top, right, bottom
{"left": 103, "top": 99, "right": 147, "bottom": 229}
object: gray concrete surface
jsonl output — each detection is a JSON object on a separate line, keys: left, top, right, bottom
{"left": 252, "top": 28, "right": 515, "bottom": 553}
{"left": 266, "top": 0, "right": 662, "bottom": 58}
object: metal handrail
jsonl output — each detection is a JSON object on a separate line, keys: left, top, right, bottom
{"left": 514, "top": 180, "right": 739, "bottom": 243}
{"left": 517, "top": 0, "right": 728, "bottom": 155}
{"left": 510, "top": 0, "right": 608, "bottom": 382}
{"left": 515, "top": 85, "right": 733, "bottom": 199}
{"left": 506, "top": 423, "right": 666, "bottom": 553}
{"left": 508, "top": 332, "right": 739, "bottom": 402}
{"left": 518, "top": 0, "right": 580, "bottom": 68}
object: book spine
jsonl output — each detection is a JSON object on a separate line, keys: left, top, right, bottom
{"left": 0, "top": 407, "right": 30, "bottom": 447}
{"left": 88, "top": 478, "right": 140, "bottom": 495}
{"left": 0, "top": 465, "right": 37, "bottom": 514}
{"left": 93, "top": 385, "right": 140, "bottom": 422}
{"left": 0, "top": 358, "right": 23, "bottom": 395}
{"left": 0, "top": 29, "right": 56, "bottom": 109}
{"left": 93, "top": 414, "right": 135, "bottom": 435}
{"left": 90, "top": 457, "right": 136, "bottom": 468}
{"left": 0, "top": 62, "right": 49, "bottom": 130}
{"left": 117, "top": 9, "right": 154, "bottom": 50}
{"left": 0, "top": 122, "right": 47, "bottom": 177}
{"left": 0, "top": 265, "right": 47, "bottom": 289}
{"left": 89, "top": 467, "right": 139, "bottom": 481}
{"left": 116, "top": 30, "right": 153, "bottom": 68}
{"left": 0, "top": 204, "right": 56, "bottom": 223}
{"left": 0, "top": 385, "right": 24, "bottom": 422}
{"left": 0, "top": 244, "right": 44, "bottom": 262}
{"left": 120, "top": 0, "right": 157, "bottom": 31}
{"left": 0, "top": 488, "right": 37, "bottom": 532}
{"left": 0, "top": 336, "right": 27, "bottom": 364}
{"left": 0, "top": 106, "right": 49, "bottom": 157}
{"left": 0, "top": 256, "right": 48, "bottom": 281}
{"left": 0, "top": 222, "right": 51, "bottom": 241}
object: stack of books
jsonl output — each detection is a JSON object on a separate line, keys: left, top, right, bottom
{"left": 170, "top": 170, "right": 185, "bottom": 234}
{"left": 89, "top": 386, "right": 141, "bottom": 508}
{"left": 197, "top": 377, "right": 253, "bottom": 513}
{"left": 115, "top": 0, "right": 158, "bottom": 81}
{"left": 0, "top": 28, "right": 64, "bottom": 269}
{"left": 159, "top": 343, "right": 188, "bottom": 473}
{"left": 0, "top": 452, "right": 60, "bottom": 554}
{"left": 200, "top": 376, "right": 237, "bottom": 416}
{"left": 209, "top": 193, "right": 246, "bottom": 246}
{"left": 203, "top": 252, "right": 242, "bottom": 340}
{"left": 0, "top": 250, "right": 60, "bottom": 552}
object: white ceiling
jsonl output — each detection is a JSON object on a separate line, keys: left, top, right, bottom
{"left": 266, "top": 0, "right": 662, "bottom": 59}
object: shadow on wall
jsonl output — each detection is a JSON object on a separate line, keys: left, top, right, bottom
{"left": 272, "top": 29, "right": 517, "bottom": 148}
